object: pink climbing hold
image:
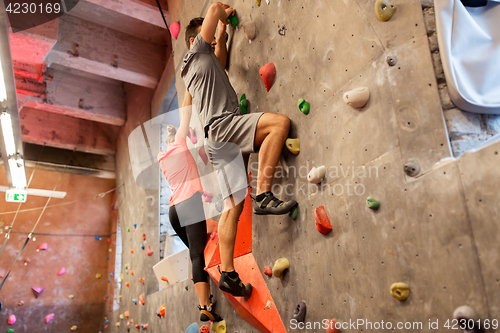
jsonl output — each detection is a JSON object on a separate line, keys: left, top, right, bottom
{"left": 38, "top": 243, "right": 48, "bottom": 251}
{"left": 170, "top": 21, "right": 180, "bottom": 40}
{"left": 32, "top": 286, "right": 45, "bottom": 298}
{"left": 315, "top": 206, "right": 332, "bottom": 235}
{"left": 57, "top": 267, "right": 66, "bottom": 276}
{"left": 45, "top": 313, "right": 55, "bottom": 324}
{"left": 199, "top": 146, "right": 208, "bottom": 165}
{"left": 210, "top": 232, "right": 218, "bottom": 240}
{"left": 259, "top": 63, "right": 276, "bottom": 92}
{"left": 188, "top": 127, "right": 197, "bottom": 144}
{"left": 263, "top": 266, "right": 273, "bottom": 277}
{"left": 8, "top": 314, "right": 16, "bottom": 325}
{"left": 146, "top": 245, "right": 154, "bottom": 256}
{"left": 202, "top": 192, "right": 213, "bottom": 203}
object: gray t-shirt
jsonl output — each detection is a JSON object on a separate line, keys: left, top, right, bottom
{"left": 181, "top": 34, "right": 239, "bottom": 134}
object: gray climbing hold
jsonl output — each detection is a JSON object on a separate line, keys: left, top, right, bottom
{"left": 404, "top": 159, "right": 420, "bottom": 177}
{"left": 387, "top": 56, "right": 397, "bottom": 66}
{"left": 453, "top": 306, "right": 480, "bottom": 333}
{"left": 293, "top": 301, "right": 306, "bottom": 322}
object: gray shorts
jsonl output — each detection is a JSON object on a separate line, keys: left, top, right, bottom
{"left": 207, "top": 112, "right": 263, "bottom": 199}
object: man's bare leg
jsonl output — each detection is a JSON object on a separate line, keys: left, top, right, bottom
{"left": 219, "top": 191, "right": 245, "bottom": 272}
{"left": 254, "top": 113, "right": 290, "bottom": 195}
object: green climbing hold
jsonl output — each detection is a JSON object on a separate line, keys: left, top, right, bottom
{"left": 297, "top": 98, "right": 310, "bottom": 115}
{"left": 289, "top": 207, "right": 298, "bottom": 220}
{"left": 227, "top": 13, "right": 238, "bottom": 27}
{"left": 375, "top": 0, "right": 396, "bottom": 21}
{"left": 8, "top": 330, "right": 14, "bottom": 333}
{"left": 366, "top": 197, "right": 380, "bottom": 210}
{"left": 239, "top": 94, "right": 248, "bottom": 114}
{"left": 127, "top": 227, "right": 130, "bottom": 232}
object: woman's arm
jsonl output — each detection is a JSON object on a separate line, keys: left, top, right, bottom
{"left": 177, "top": 90, "right": 193, "bottom": 139}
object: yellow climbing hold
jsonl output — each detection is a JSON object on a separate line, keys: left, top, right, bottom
{"left": 96, "top": 273, "right": 102, "bottom": 279}
{"left": 390, "top": 282, "right": 410, "bottom": 301}
{"left": 285, "top": 138, "right": 300, "bottom": 154}
{"left": 256, "top": 0, "right": 261, "bottom": 6}
{"left": 116, "top": 322, "right": 120, "bottom": 327}
{"left": 70, "top": 326, "right": 77, "bottom": 331}
{"left": 375, "top": 0, "right": 396, "bottom": 21}
{"left": 272, "top": 258, "right": 290, "bottom": 280}
{"left": 120, "top": 273, "right": 124, "bottom": 281}
{"left": 119, "top": 314, "right": 124, "bottom": 320}
{"left": 212, "top": 320, "right": 226, "bottom": 333}
{"left": 68, "top": 294, "right": 74, "bottom": 299}
{"left": 119, "top": 295, "right": 122, "bottom": 300}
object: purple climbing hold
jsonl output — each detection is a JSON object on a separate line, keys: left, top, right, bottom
{"left": 32, "top": 287, "right": 45, "bottom": 298}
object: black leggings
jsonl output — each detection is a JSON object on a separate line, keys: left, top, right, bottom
{"left": 168, "top": 192, "right": 209, "bottom": 284}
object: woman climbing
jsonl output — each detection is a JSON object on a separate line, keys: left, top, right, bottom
{"left": 157, "top": 103, "right": 223, "bottom": 323}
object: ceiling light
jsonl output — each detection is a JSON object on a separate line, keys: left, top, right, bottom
{"left": 8, "top": 156, "right": 26, "bottom": 189}
{"left": 1, "top": 111, "right": 15, "bottom": 156}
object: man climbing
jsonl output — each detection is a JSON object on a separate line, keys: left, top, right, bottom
{"left": 181, "top": 2, "right": 297, "bottom": 298}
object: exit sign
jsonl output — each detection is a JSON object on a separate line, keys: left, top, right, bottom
{"left": 6, "top": 189, "right": 27, "bottom": 203}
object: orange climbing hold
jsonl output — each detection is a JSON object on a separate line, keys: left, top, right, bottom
{"left": 146, "top": 245, "right": 154, "bottom": 256}
{"left": 314, "top": 206, "right": 332, "bottom": 235}
{"left": 139, "top": 294, "right": 145, "bottom": 305}
{"left": 263, "top": 266, "right": 272, "bottom": 277}
{"left": 199, "top": 324, "right": 210, "bottom": 333}
{"left": 160, "top": 276, "right": 169, "bottom": 283}
{"left": 138, "top": 278, "right": 145, "bottom": 284}
{"left": 130, "top": 249, "right": 134, "bottom": 254}
{"left": 142, "top": 234, "right": 146, "bottom": 241}
{"left": 135, "top": 324, "right": 140, "bottom": 329}
{"left": 124, "top": 311, "right": 129, "bottom": 318}
{"left": 143, "top": 324, "right": 148, "bottom": 330}
{"left": 130, "top": 270, "right": 134, "bottom": 275}
{"left": 325, "top": 319, "right": 338, "bottom": 333}
{"left": 159, "top": 304, "right": 165, "bottom": 317}
{"left": 125, "top": 282, "right": 130, "bottom": 287}
{"left": 259, "top": 63, "right": 276, "bottom": 92}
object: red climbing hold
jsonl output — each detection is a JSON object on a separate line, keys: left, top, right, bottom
{"left": 263, "top": 266, "right": 272, "bottom": 277}
{"left": 314, "top": 206, "right": 332, "bottom": 235}
{"left": 143, "top": 324, "right": 148, "bottom": 330}
{"left": 107, "top": 238, "right": 112, "bottom": 244}
{"left": 139, "top": 293, "right": 145, "bottom": 305}
{"left": 103, "top": 295, "right": 108, "bottom": 301}
{"left": 146, "top": 245, "right": 154, "bottom": 256}
{"left": 45, "top": 313, "right": 55, "bottom": 324}
{"left": 135, "top": 324, "right": 140, "bottom": 329}
{"left": 38, "top": 243, "right": 48, "bottom": 251}
{"left": 170, "top": 21, "right": 180, "bottom": 40}
{"left": 324, "top": 319, "right": 338, "bottom": 333}
{"left": 199, "top": 146, "right": 208, "bottom": 165}
{"left": 142, "top": 234, "right": 146, "bottom": 241}
{"left": 138, "top": 278, "right": 145, "bottom": 284}
{"left": 104, "top": 324, "right": 109, "bottom": 329}
{"left": 259, "top": 63, "right": 276, "bottom": 92}
{"left": 202, "top": 192, "right": 213, "bottom": 203}
{"left": 57, "top": 267, "right": 66, "bottom": 276}
{"left": 32, "top": 287, "right": 45, "bottom": 298}
{"left": 199, "top": 324, "right": 210, "bottom": 333}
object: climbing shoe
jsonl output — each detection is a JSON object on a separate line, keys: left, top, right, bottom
{"left": 199, "top": 304, "right": 223, "bottom": 322}
{"left": 253, "top": 191, "right": 297, "bottom": 215}
{"left": 218, "top": 270, "right": 252, "bottom": 298}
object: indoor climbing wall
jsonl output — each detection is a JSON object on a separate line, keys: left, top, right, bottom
{"left": 0, "top": 167, "right": 116, "bottom": 332}
{"left": 106, "top": 0, "right": 500, "bottom": 332}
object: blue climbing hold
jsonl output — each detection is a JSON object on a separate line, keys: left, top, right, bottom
{"left": 133, "top": 224, "right": 137, "bottom": 229}
{"left": 108, "top": 279, "right": 110, "bottom": 282}
{"left": 110, "top": 273, "right": 114, "bottom": 277}
{"left": 95, "top": 236, "right": 101, "bottom": 240}
{"left": 141, "top": 244, "right": 145, "bottom": 250}
{"left": 107, "top": 257, "right": 109, "bottom": 260}
{"left": 185, "top": 323, "right": 199, "bottom": 333}
{"left": 103, "top": 319, "right": 109, "bottom": 325}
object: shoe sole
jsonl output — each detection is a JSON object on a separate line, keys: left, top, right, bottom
{"left": 253, "top": 201, "right": 298, "bottom": 215}
{"left": 219, "top": 283, "right": 253, "bottom": 298}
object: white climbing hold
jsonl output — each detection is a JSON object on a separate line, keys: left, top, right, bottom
{"left": 343, "top": 87, "right": 370, "bottom": 108}
{"left": 265, "top": 300, "right": 272, "bottom": 309}
{"left": 307, "top": 166, "right": 326, "bottom": 184}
